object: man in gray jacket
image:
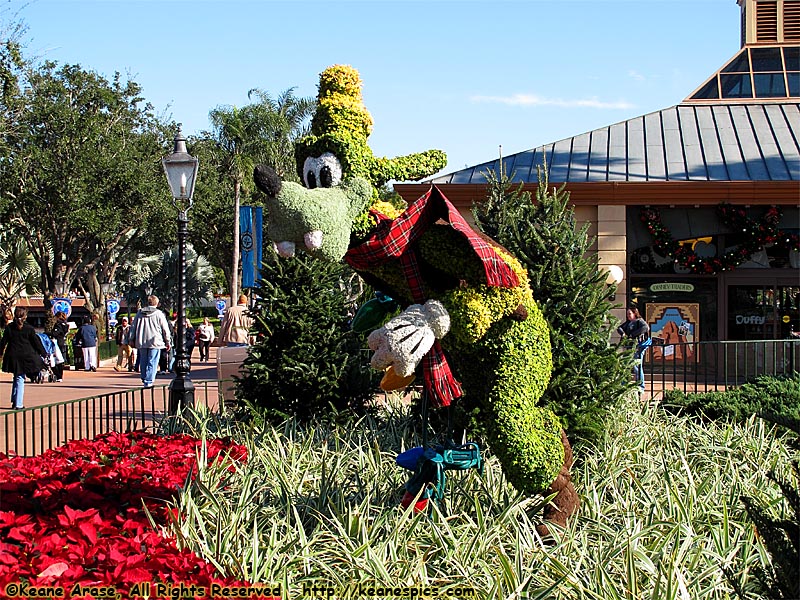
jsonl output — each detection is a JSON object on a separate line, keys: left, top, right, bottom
{"left": 131, "top": 295, "right": 172, "bottom": 388}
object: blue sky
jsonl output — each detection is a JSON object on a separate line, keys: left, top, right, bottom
{"left": 7, "top": 0, "right": 740, "bottom": 178}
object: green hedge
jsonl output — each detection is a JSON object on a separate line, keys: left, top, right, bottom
{"left": 662, "top": 373, "right": 800, "bottom": 422}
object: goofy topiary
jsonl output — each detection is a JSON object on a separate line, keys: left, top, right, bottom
{"left": 254, "top": 64, "right": 578, "bottom": 531}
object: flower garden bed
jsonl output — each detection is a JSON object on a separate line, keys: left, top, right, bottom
{"left": 0, "top": 431, "right": 277, "bottom": 599}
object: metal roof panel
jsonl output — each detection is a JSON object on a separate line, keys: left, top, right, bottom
{"left": 713, "top": 105, "right": 751, "bottom": 179}
{"left": 677, "top": 105, "right": 709, "bottom": 180}
{"left": 662, "top": 108, "right": 687, "bottom": 180}
{"left": 730, "top": 105, "right": 771, "bottom": 180}
{"left": 588, "top": 128, "right": 610, "bottom": 181}
{"left": 644, "top": 111, "right": 667, "bottom": 180}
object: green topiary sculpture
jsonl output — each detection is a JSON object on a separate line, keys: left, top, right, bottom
{"left": 254, "top": 64, "right": 578, "bottom": 532}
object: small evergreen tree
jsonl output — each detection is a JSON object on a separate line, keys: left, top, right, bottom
{"left": 473, "top": 168, "right": 631, "bottom": 444}
{"left": 235, "top": 251, "right": 376, "bottom": 422}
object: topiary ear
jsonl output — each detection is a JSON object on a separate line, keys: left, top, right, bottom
{"left": 253, "top": 164, "right": 282, "bottom": 197}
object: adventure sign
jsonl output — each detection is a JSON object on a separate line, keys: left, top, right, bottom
{"left": 215, "top": 299, "right": 227, "bottom": 319}
{"left": 51, "top": 299, "right": 72, "bottom": 318}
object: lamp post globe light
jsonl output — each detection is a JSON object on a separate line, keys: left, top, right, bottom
{"left": 54, "top": 277, "right": 69, "bottom": 298}
{"left": 162, "top": 126, "right": 199, "bottom": 415}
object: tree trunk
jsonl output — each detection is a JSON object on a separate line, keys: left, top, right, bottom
{"left": 231, "top": 178, "right": 241, "bottom": 301}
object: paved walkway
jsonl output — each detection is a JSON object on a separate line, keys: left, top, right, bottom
{"left": 0, "top": 346, "right": 230, "bottom": 457}
{"left": 0, "top": 346, "right": 221, "bottom": 409}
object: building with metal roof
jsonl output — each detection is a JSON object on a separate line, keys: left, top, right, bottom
{"left": 395, "top": 0, "right": 799, "bottom": 343}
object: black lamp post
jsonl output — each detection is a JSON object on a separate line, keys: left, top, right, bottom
{"left": 101, "top": 281, "right": 113, "bottom": 342}
{"left": 162, "top": 126, "right": 199, "bottom": 415}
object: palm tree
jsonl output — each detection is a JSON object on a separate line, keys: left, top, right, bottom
{"left": 246, "top": 87, "right": 314, "bottom": 179}
{"left": 206, "top": 87, "right": 313, "bottom": 300}
{"left": 0, "top": 230, "right": 40, "bottom": 311}
{"left": 131, "top": 245, "right": 215, "bottom": 315}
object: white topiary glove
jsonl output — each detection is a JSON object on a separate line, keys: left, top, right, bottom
{"left": 367, "top": 300, "right": 450, "bottom": 377}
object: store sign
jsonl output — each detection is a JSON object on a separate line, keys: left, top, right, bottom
{"left": 106, "top": 299, "right": 120, "bottom": 328}
{"left": 735, "top": 315, "right": 765, "bottom": 325}
{"left": 649, "top": 283, "right": 694, "bottom": 293}
{"left": 51, "top": 298, "right": 72, "bottom": 318}
{"left": 215, "top": 299, "right": 227, "bottom": 320}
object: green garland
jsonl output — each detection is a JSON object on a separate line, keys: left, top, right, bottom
{"left": 640, "top": 204, "right": 800, "bottom": 274}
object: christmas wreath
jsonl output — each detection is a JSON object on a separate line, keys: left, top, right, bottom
{"left": 640, "top": 204, "right": 800, "bottom": 274}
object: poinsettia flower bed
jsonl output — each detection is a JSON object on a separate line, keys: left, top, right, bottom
{"left": 0, "top": 431, "right": 269, "bottom": 599}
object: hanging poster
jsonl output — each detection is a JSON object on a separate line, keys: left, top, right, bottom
{"left": 645, "top": 303, "right": 700, "bottom": 363}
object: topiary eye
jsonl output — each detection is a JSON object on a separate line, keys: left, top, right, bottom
{"left": 302, "top": 152, "right": 343, "bottom": 189}
{"left": 320, "top": 166, "right": 333, "bottom": 188}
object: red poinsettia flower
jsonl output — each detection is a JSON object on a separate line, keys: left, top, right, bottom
{"left": 0, "top": 432, "right": 268, "bottom": 599}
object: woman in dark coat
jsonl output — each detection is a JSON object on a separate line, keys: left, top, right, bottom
{"left": 0, "top": 306, "right": 46, "bottom": 409}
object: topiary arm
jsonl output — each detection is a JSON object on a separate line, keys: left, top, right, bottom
{"left": 370, "top": 150, "right": 447, "bottom": 188}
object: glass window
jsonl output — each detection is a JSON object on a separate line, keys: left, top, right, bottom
{"left": 788, "top": 72, "right": 800, "bottom": 97}
{"left": 784, "top": 47, "right": 800, "bottom": 71}
{"left": 778, "top": 286, "right": 800, "bottom": 338}
{"left": 722, "top": 50, "right": 751, "bottom": 73}
{"left": 728, "top": 285, "right": 776, "bottom": 340}
{"left": 751, "top": 47, "right": 783, "bottom": 71}
{"left": 754, "top": 72, "right": 787, "bottom": 97}
{"left": 720, "top": 73, "right": 753, "bottom": 98}
{"left": 691, "top": 77, "right": 720, "bottom": 100}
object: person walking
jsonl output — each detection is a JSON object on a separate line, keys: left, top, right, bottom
{"left": 51, "top": 311, "right": 70, "bottom": 381}
{"left": 131, "top": 295, "right": 172, "bottom": 388}
{"left": 197, "top": 316, "right": 215, "bottom": 362}
{"left": 77, "top": 315, "right": 99, "bottom": 372}
{"left": 219, "top": 294, "right": 254, "bottom": 347}
{"left": 0, "top": 306, "right": 46, "bottom": 409}
{"left": 114, "top": 316, "right": 133, "bottom": 372}
{"left": 617, "top": 305, "right": 652, "bottom": 394}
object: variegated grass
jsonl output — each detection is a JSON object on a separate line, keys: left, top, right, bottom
{"left": 164, "top": 395, "right": 794, "bottom": 599}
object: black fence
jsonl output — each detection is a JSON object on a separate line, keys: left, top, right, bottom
{"left": 3, "top": 339, "right": 798, "bottom": 457}
{"left": 0, "top": 380, "right": 229, "bottom": 457}
{"left": 643, "top": 338, "right": 800, "bottom": 398}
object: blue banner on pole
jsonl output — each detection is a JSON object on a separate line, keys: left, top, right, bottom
{"left": 240, "top": 206, "right": 263, "bottom": 289}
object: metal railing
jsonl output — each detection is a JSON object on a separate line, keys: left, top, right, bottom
{"left": 642, "top": 338, "right": 799, "bottom": 398}
{"left": 0, "top": 380, "right": 230, "bottom": 457}
{"left": 3, "top": 339, "right": 798, "bottom": 456}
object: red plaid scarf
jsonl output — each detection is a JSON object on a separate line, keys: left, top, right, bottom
{"left": 345, "top": 185, "right": 519, "bottom": 407}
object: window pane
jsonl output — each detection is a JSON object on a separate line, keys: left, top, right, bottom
{"left": 728, "top": 285, "right": 776, "bottom": 341}
{"left": 783, "top": 47, "right": 800, "bottom": 71}
{"left": 720, "top": 73, "right": 753, "bottom": 98}
{"left": 754, "top": 72, "right": 787, "bottom": 97}
{"left": 751, "top": 47, "right": 783, "bottom": 71}
{"left": 690, "top": 78, "right": 720, "bottom": 100}
{"left": 722, "top": 49, "right": 750, "bottom": 73}
{"left": 788, "top": 72, "right": 800, "bottom": 97}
